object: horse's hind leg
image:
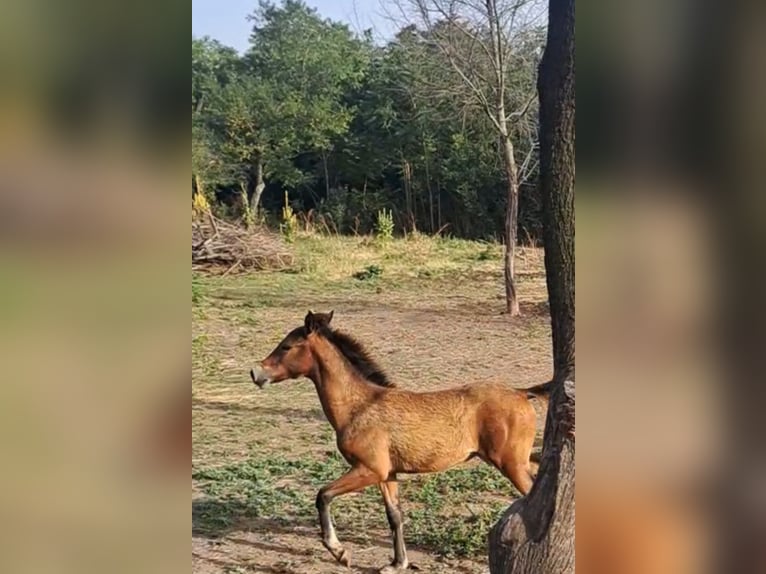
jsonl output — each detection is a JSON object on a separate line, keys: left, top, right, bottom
{"left": 484, "top": 409, "right": 537, "bottom": 496}
{"left": 498, "top": 455, "right": 535, "bottom": 496}
{"left": 379, "top": 480, "right": 408, "bottom": 573}
{"left": 504, "top": 426, "right": 539, "bottom": 495}
{"left": 316, "top": 465, "right": 380, "bottom": 567}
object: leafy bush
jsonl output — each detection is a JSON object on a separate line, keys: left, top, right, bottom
{"left": 317, "top": 190, "right": 348, "bottom": 233}
{"left": 352, "top": 264, "right": 383, "bottom": 281}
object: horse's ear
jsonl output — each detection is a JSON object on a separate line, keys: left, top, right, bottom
{"left": 305, "top": 310, "right": 333, "bottom": 332}
{"left": 304, "top": 310, "right": 316, "bottom": 332}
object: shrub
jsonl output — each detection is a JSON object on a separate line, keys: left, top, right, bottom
{"left": 311, "top": 188, "right": 349, "bottom": 234}
{"left": 280, "top": 191, "right": 298, "bottom": 243}
{"left": 192, "top": 192, "right": 210, "bottom": 219}
{"left": 352, "top": 264, "right": 383, "bottom": 281}
{"left": 375, "top": 208, "right": 394, "bottom": 241}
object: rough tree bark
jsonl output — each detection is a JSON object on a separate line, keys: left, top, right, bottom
{"left": 488, "top": 0, "right": 575, "bottom": 570}
{"left": 538, "top": 0, "right": 575, "bottom": 383}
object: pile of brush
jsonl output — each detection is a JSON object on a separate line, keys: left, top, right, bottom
{"left": 192, "top": 214, "right": 293, "bottom": 274}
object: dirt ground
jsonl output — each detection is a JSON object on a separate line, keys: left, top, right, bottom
{"left": 191, "top": 525, "right": 493, "bottom": 574}
{"left": 193, "top": 236, "right": 551, "bottom": 574}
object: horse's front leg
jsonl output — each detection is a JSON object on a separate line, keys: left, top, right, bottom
{"left": 316, "top": 464, "right": 380, "bottom": 567}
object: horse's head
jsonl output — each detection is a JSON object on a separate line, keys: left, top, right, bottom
{"left": 250, "top": 310, "right": 333, "bottom": 388}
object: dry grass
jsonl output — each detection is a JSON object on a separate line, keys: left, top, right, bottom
{"left": 192, "top": 232, "right": 551, "bottom": 574}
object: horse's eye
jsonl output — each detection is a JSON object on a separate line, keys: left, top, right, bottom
{"left": 281, "top": 345, "right": 292, "bottom": 352}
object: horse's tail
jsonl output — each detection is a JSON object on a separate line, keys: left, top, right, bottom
{"left": 522, "top": 381, "right": 554, "bottom": 403}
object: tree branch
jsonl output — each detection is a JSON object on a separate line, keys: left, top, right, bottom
{"left": 433, "top": 37, "right": 503, "bottom": 131}
{"left": 506, "top": 93, "right": 536, "bottom": 120}
{"left": 518, "top": 142, "right": 538, "bottom": 183}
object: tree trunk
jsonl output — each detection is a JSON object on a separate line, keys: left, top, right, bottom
{"left": 488, "top": 0, "right": 575, "bottom": 570}
{"left": 489, "top": 380, "right": 575, "bottom": 574}
{"left": 538, "top": 0, "right": 575, "bottom": 382}
{"left": 249, "top": 154, "right": 265, "bottom": 217}
{"left": 240, "top": 182, "right": 253, "bottom": 229}
{"left": 322, "top": 151, "right": 331, "bottom": 199}
{"left": 437, "top": 181, "right": 442, "bottom": 231}
{"left": 501, "top": 134, "right": 521, "bottom": 316}
{"left": 402, "top": 159, "right": 414, "bottom": 232}
{"left": 424, "top": 143, "right": 435, "bottom": 233}
{"left": 486, "top": 0, "right": 520, "bottom": 316}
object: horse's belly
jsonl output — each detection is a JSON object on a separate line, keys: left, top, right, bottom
{"left": 391, "top": 440, "right": 474, "bottom": 473}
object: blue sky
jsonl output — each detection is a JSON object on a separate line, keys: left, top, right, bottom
{"left": 192, "top": 0, "right": 398, "bottom": 52}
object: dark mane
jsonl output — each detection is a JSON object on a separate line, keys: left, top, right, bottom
{"left": 321, "top": 327, "right": 395, "bottom": 388}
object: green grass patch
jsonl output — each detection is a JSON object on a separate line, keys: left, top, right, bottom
{"left": 193, "top": 452, "right": 517, "bottom": 557}
{"left": 192, "top": 275, "right": 207, "bottom": 304}
{"left": 190, "top": 233, "right": 525, "bottom": 325}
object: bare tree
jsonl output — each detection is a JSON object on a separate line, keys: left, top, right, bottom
{"left": 390, "top": 0, "right": 545, "bottom": 316}
{"left": 488, "top": 0, "right": 575, "bottom": 569}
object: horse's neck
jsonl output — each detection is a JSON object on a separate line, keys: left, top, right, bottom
{"left": 309, "top": 336, "right": 376, "bottom": 431}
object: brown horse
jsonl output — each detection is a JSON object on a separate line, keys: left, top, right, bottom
{"left": 250, "top": 311, "right": 549, "bottom": 573}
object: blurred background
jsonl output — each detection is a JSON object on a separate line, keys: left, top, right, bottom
{"left": 578, "top": 0, "right": 765, "bottom": 572}
{"left": 0, "top": 0, "right": 188, "bottom": 573}
{"left": 0, "top": 0, "right": 763, "bottom": 572}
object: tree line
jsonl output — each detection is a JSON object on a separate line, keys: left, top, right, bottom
{"left": 193, "top": 0, "right": 545, "bottom": 245}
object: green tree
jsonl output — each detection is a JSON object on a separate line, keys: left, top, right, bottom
{"left": 192, "top": 37, "right": 241, "bottom": 202}
{"left": 192, "top": 37, "right": 240, "bottom": 114}
{"left": 238, "top": 0, "right": 369, "bottom": 214}
{"left": 191, "top": 2, "right": 543, "bottom": 242}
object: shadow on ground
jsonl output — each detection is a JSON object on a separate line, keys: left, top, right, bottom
{"left": 193, "top": 498, "right": 391, "bottom": 573}
{"left": 193, "top": 498, "right": 387, "bottom": 549}
{"left": 193, "top": 398, "right": 326, "bottom": 422}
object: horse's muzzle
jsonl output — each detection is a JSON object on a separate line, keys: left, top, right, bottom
{"left": 250, "top": 368, "right": 271, "bottom": 389}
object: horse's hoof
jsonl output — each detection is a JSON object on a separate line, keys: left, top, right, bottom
{"left": 322, "top": 539, "right": 350, "bottom": 567}
{"left": 337, "top": 548, "right": 351, "bottom": 567}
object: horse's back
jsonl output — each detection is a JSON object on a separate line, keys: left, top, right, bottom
{"left": 366, "top": 381, "right": 530, "bottom": 444}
